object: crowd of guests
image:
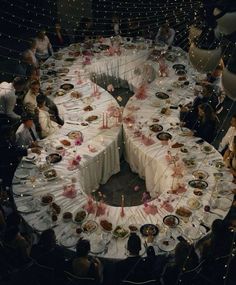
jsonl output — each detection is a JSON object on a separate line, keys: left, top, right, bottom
{"left": 0, "top": 195, "right": 236, "bottom": 285}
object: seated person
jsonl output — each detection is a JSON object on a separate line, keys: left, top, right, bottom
{"left": 36, "top": 94, "right": 59, "bottom": 138}
{"left": 219, "top": 115, "right": 236, "bottom": 153}
{"left": 35, "top": 30, "right": 53, "bottom": 61}
{"left": 192, "top": 103, "right": 218, "bottom": 144}
{"left": 50, "top": 22, "right": 70, "bottom": 51}
{"left": 16, "top": 113, "right": 39, "bottom": 148}
{"left": 116, "top": 233, "right": 154, "bottom": 283}
{"left": 162, "top": 241, "right": 199, "bottom": 285}
{"left": 22, "top": 38, "right": 39, "bottom": 72}
{"left": 23, "top": 80, "right": 40, "bottom": 113}
{"left": 69, "top": 238, "right": 102, "bottom": 282}
{"left": 0, "top": 117, "right": 40, "bottom": 188}
{"left": 180, "top": 83, "right": 219, "bottom": 129}
{"left": 155, "top": 23, "right": 175, "bottom": 47}
{"left": 31, "top": 229, "right": 65, "bottom": 277}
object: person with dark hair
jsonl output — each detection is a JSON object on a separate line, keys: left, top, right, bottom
{"left": 76, "top": 18, "right": 94, "bottom": 42}
{"left": 31, "top": 229, "right": 65, "bottom": 280}
{"left": 0, "top": 119, "right": 41, "bottom": 189}
{"left": 23, "top": 80, "right": 40, "bottom": 113}
{"left": 155, "top": 23, "right": 175, "bottom": 47}
{"left": 162, "top": 241, "right": 199, "bottom": 285}
{"left": 192, "top": 103, "right": 218, "bottom": 143}
{"left": 35, "top": 30, "right": 53, "bottom": 61}
{"left": 69, "top": 238, "right": 102, "bottom": 282}
{"left": 36, "top": 94, "right": 59, "bottom": 138}
{"left": 0, "top": 77, "right": 27, "bottom": 119}
{"left": 180, "top": 83, "right": 219, "bottom": 129}
{"left": 50, "top": 22, "right": 70, "bottom": 51}
{"left": 15, "top": 113, "right": 39, "bottom": 148}
{"left": 116, "top": 233, "right": 154, "bottom": 283}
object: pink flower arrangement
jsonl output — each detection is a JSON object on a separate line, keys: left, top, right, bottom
{"left": 67, "top": 155, "right": 82, "bottom": 171}
{"left": 135, "top": 84, "right": 148, "bottom": 100}
{"left": 63, "top": 184, "right": 77, "bottom": 198}
{"left": 143, "top": 204, "right": 158, "bottom": 215}
{"left": 75, "top": 137, "right": 83, "bottom": 146}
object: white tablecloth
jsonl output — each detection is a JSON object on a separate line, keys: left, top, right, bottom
{"left": 14, "top": 41, "right": 234, "bottom": 259}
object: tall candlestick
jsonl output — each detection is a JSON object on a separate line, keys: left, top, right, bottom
{"left": 106, "top": 112, "right": 108, "bottom": 128}
{"left": 120, "top": 194, "right": 125, "bottom": 217}
{"left": 102, "top": 112, "right": 105, "bottom": 128}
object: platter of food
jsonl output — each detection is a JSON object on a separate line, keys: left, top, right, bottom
{"left": 43, "top": 169, "right": 57, "bottom": 180}
{"left": 176, "top": 207, "right": 192, "bottom": 218}
{"left": 82, "top": 220, "right": 98, "bottom": 233}
{"left": 41, "top": 194, "right": 55, "bottom": 206}
{"left": 113, "top": 226, "right": 129, "bottom": 239}
{"left": 157, "top": 132, "right": 172, "bottom": 141}
{"left": 149, "top": 124, "right": 163, "bottom": 132}
{"left": 67, "top": 131, "right": 83, "bottom": 140}
{"left": 62, "top": 212, "right": 73, "bottom": 222}
{"left": 85, "top": 115, "right": 98, "bottom": 122}
{"left": 100, "top": 220, "right": 113, "bottom": 232}
{"left": 173, "top": 64, "right": 185, "bottom": 70}
{"left": 201, "top": 145, "right": 214, "bottom": 154}
{"left": 155, "top": 92, "right": 169, "bottom": 99}
{"left": 188, "top": 180, "right": 208, "bottom": 190}
{"left": 46, "top": 153, "right": 62, "bottom": 164}
{"left": 74, "top": 210, "right": 87, "bottom": 224}
{"left": 140, "top": 224, "right": 159, "bottom": 237}
{"left": 192, "top": 170, "right": 209, "bottom": 180}
{"left": 163, "top": 215, "right": 179, "bottom": 228}
{"left": 60, "top": 83, "right": 74, "bottom": 91}
{"left": 187, "top": 198, "right": 202, "bottom": 210}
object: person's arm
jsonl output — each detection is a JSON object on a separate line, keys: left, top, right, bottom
{"left": 46, "top": 36, "right": 53, "bottom": 55}
{"left": 167, "top": 29, "right": 175, "bottom": 46}
{"left": 38, "top": 111, "right": 50, "bottom": 137}
{"left": 219, "top": 128, "right": 232, "bottom": 151}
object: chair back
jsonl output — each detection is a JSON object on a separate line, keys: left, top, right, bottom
{"left": 64, "top": 271, "right": 97, "bottom": 285}
{"left": 120, "top": 280, "right": 158, "bottom": 285}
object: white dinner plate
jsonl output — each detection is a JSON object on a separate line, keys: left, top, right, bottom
{"left": 157, "top": 237, "right": 177, "bottom": 252}
{"left": 15, "top": 169, "right": 29, "bottom": 179}
{"left": 60, "top": 235, "right": 78, "bottom": 248}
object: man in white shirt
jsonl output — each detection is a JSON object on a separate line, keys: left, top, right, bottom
{"left": 22, "top": 38, "right": 39, "bottom": 70}
{"left": 35, "top": 30, "right": 53, "bottom": 61}
{"left": 36, "top": 94, "right": 59, "bottom": 138}
{"left": 155, "top": 23, "right": 175, "bottom": 47}
{"left": 16, "top": 113, "right": 39, "bottom": 148}
{"left": 0, "top": 77, "right": 26, "bottom": 119}
{"left": 219, "top": 115, "right": 236, "bottom": 152}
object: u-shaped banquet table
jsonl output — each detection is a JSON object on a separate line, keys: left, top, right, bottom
{"left": 13, "top": 39, "right": 235, "bottom": 258}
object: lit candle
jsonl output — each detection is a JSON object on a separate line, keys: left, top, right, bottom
{"left": 106, "top": 112, "right": 108, "bottom": 128}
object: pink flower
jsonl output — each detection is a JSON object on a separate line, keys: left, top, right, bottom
{"left": 75, "top": 137, "right": 83, "bottom": 146}
{"left": 75, "top": 155, "right": 81, "bottom": 162}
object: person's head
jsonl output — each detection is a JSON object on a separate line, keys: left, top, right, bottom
{"left": 12, "top": 77, "right": 27, "bottom": 92}
{"left": 55, "top": 22, "right": 61, "bottom": 31}
{"left": 230, "top": 115, "right": 236, "bottom": 128}
{"left": 39, "top": 229, "right": 56, "bottom": 249}
{"left": 175, "top": 241, "right": 198, "bottom": 270}
{"left": 36, "top": 94, "right": 46, "bottom": 108}
{"left": 160, "top": 23, "right": 170, "bottom": 35}
{"left": 127, "top": 233, "right": 141, "bottom": 255}
{"left": 198, "top": 103, "right": 216, "bottom": 122}
{"left": 29, "top": 80, "right": 40, "bottom": 94}
{"left": 76, "top": 238, "right": 90, "bottom": 257}
{"left": 28, "top": 38, "right": 37, "bottom": 50}
{"left": 37, "top": 30, "right": 46, "bottom": 40}
{"left": 21, "top": 113, "right": 34, "bottom": 128}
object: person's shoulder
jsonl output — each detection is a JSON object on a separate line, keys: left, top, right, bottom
{"left": 16, "top": 123, "right": 25, "bottom": 134}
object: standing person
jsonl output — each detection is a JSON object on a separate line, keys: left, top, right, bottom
{"left": 35, "top": 30, "right": 53, "bottom": 61}
{"left": 155, "top": 23, "right": 175, "bottom": 47}
{"left": 22, "top": 38, "right": 39, "bottom": 72}
{"left": 219, "top": 115, "right": 236, "bottom": 153}
{"left": 50, "top": 22, "right": 70, "bottom": 51}
{"left": 0, "top": 77, "right": 26, "bottom": 119}
{"left": 112, "top": 15, "right": 120, "bottom": 36}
